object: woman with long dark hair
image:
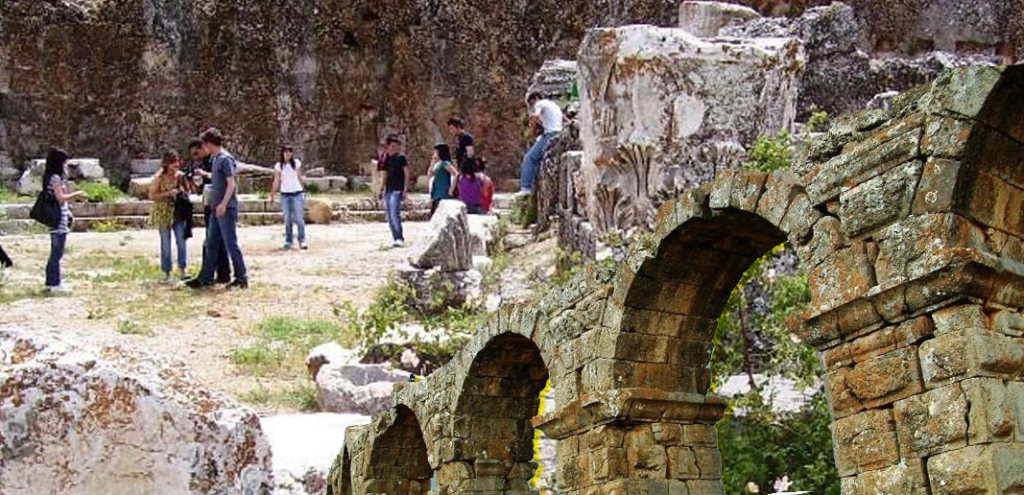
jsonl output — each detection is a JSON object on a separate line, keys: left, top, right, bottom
{"left": 42, "top": 148, "right": 87, "bottom": 293}
{"left": 428, "top": 143, "right": 457, "bottom": 216}
{"left": 456, "top": 155, "right": 485, "bottom": 215}
{"left": 149, "top": 149, "right": 191, "bottom": 282}
{"left": 271, "top": 145, "right": 307, "bottom": 250}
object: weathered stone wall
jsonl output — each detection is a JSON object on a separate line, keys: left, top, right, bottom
{"left": 732, "top": 0, "right": 1024, "bottom": 59}
{"left": 0, "top": 0, "right": 677, "bottom": 184}
{"left": 330, "top": 65, "right": 1024, "bottom": 495}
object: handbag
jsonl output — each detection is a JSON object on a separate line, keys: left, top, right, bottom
{"left": 30, "top": 188, "right": 61, "bottom": 229}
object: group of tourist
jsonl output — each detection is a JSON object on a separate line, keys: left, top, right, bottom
{"left": 25, "top": 92, "right": 565, "bottom": 292}
{"left": 375, "top": 91, "right": 564, "bottom": 247}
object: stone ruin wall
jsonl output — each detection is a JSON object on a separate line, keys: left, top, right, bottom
{"left": 1, "top": 0, "right": 1022, "bottom": 187}
{"left": 329, "top": 65, "right": 1024, "bottom": 495}
{"left": 537, "top": 1, "right": 1024, "bottom": 257}
{"left": 0, "top": 0, "right": 678, "bottom": 185}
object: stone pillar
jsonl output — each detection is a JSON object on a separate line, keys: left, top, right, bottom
{"left": 535, "top": 391, "right": 727, "bottom": 495}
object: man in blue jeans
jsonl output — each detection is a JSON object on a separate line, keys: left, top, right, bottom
{"left": 380, "top": 134, "right": 409, "bottom": 248}
{"left": 521, "top": 92, "right": 563, "bottom": 192}
{"left": 187, "top": 127, "right": 248, "bottom": 289}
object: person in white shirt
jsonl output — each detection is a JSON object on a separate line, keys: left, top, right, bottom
{"left": 271, "top": 145, "right": 308, "bottom": 250}
{"left": 521, "top": 92, "right": 564, "bottom": 192}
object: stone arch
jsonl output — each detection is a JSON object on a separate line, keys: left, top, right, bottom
{"left": 362, "top": 406, "right": 432, "bottom": 495}
{"left": 335, "top": 66, "right": 1024, "bottom": 495}
{"left": 443, "top": 331, "right": 550, "bottom": 493}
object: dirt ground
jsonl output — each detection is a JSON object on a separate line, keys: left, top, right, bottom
{"left": 0, "top": 221, "right": 430, "bottom": 403}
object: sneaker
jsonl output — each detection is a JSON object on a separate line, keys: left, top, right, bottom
{"left": 300, "top": 242, "right": 308, "bottom": 250}
{"left": 178, "top": 268, "right": 187, "bottom": 279}
{"left": 47, "top": 285, "right": 72, "bottom": 295}
{"left": 226, "top": 280, "right": 248, "bottom": 290}
{"left": 283, "top": 243, "right": 294, "bottom": 250}
{"left": 215, "top": 276, "right": 232, "bottom": 285}
{"left": 392, "top": 240, "right": 404, "bottom": 248}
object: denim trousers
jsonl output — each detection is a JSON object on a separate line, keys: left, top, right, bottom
{"left": 385, "top": 191, "right": 404, "bottom": 242}
{"left": 202, "top": 208, "right": 247, "bottom": 283}
{"left": 200, "top": 207, "right": 231, "bottom": 281}
{"left": 281, "top": 192, "right": 307, "bottom": 244}
{"left": 520, "top": 131, "right": 556, "bottom": 192}
{"left": 159, "top": 221, "right": 187, "bottom": 273}
{"left": 46, "top": 233, "right": 67, "bottom": 287}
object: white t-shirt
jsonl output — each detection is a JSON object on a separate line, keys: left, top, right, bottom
{"left": 533, "top": 99, "right": 564, "bottom": 133}
{"left": 275, "top": 159, "right": 304, "bottom": 193}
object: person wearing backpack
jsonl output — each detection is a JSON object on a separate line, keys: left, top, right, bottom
{"left": 41, "top": 148, "right": 88, "bottom": 294}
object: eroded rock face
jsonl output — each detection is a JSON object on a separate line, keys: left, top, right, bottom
{"left": 0, "top": 0, "right": 678, "bottom": 182}
{"left": 0, "top": 329, "right": 273, "bottom": 495}
{"left": 577, "top": 25, "right": 803, "bottom": 234}
{"left": 678, "top": 1, "right": 761, "bottom": 37}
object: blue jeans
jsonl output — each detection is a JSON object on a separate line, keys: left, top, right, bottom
{"left": 281, "top": 192, "right": 307, "bottom": 245}
{"left": 159, "top": 221, "right": 187, "bottom": 274}
{"left": 385, "top": 191, "right": 404, "bottom": 242}
{"left": 520, "top": 132, "right": 556, "bottom": 192}
{"left": 202, "top": 208, "right": 247, "bottom": 284}
{"left": 46, "top": 233, "right": 67, "bottom": 287}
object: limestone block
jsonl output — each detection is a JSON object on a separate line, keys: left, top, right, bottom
{"left": 306, "top": 197, "right": 333, "bottom": 224}
{"left": 893, "top": 383, "right": 969, "bottom": 458}
{"left": 919, "top": 328, "right": 1024, "bottom": 387}
{"left": 927, "top": 443, "right": 1024, "bottom": 495}
{"left": 832, "top": 409, "right": 900, "bottom": 476}
{"left": 912, "top": 157, "right": 961, "bottom": 214}
{"left": 527, "top": 59, "right": 578, "bottom": 101}
{"left": 839, "top": 160, "right": 923, "bottom": 237}
{"left": 578, "top": 25, "right": 802, "bottom": 234}
{"left": 962, "top": 378, "right": 1024, "bottom": 445}
{"left": 932, "top": 304, "right": 989, "bottom": 335}
{"left": 314, "top": 362, "right": 407, "bottom": 415}
{"left": 678, "top": 1, "right": 760, "bottom": 37}
{"left": 0, "top": 329, "right": 273, "bottom": 495}
{"left": 840, "top": 458, "right": 929, "bottom": 495}
{"left": 409, "top": 200, "right": 473, "bottom": 272}
{"left": 809, "top": 241, "right": 876, "bottom": 312}
{"left": 130, "top": 158, "right": 161, "bottom": 176}
{"left": 873, "top": 213, "right": 987, "bottom": 286}
{"left": 127, "top": 177, "right": 154, "bottom": 199}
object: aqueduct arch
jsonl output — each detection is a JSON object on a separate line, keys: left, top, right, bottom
{"left": 332, "top": 65, "right": 1024, "bottom": 495}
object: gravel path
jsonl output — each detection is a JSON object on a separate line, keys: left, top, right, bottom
{"left": 0, "top": 221, "right": 429, "bottom": 402}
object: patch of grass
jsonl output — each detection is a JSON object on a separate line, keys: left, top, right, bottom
{"left": 237, "top": 384, "right": 319, "bottom": 411}
{"left": 116, "top": 318, "right": 153, "bottom": 336}
{"left": 231, "top": 316, "right": 356, "bottom": 376}
{"left": 0, "top": 189, "right": 34, "bottom": 204}
{"left": 92, "top": 219, "right": 128, "bottom": 233}
{"left": 0, "top": 284, "right": 47, "bottom": 304}
{"left": 79, "top": 255, "right": 164, "bottom": 284}
{"left": 78, "top": 183, "right": 125, "bottom": 203}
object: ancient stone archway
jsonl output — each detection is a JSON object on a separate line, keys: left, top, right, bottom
{"left": 332, "top": 65, "right": 1024, "bottom": 495}
{"left": 337, "top": 406, "right": 432, "bottom": 495}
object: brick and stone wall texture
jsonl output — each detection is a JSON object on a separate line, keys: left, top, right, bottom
{"left": 329, "top": 64, "right": 1024, "bottom": 495}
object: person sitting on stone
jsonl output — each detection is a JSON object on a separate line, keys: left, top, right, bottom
{"left": 520, "top": 92, "right": 563, "bottom": 193}
{"left": 457, "top": 157, "right": 485, "bottom": 215}
{"left": 428, "top": 143, "right": 457, "bottom": 217}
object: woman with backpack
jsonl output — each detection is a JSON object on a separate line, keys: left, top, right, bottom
{"left": 271, "top": 145, "right": 308, "bottom": 250}
{"left": 149, "top": 150, "right": 192, "bottom": 283}
{"left": 41, "top": 148, "right": 87, "bottom": 293}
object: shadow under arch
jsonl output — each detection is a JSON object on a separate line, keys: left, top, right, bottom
{"left": 364, "top": 405, "right": 432, "bottom": 495}
{"left": 450, "top": 332, "right": 550, "bottom": 491}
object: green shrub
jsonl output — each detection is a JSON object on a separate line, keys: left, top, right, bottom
{"left": 92, "top": 219, "right": 127, "bottom": 233}
{"left": 742, "top": 133, "right": 794, "bottom": 174}
{"left": 238, "top": 384, "right": 319, "bottom": 411}
{"left": 336, "top": 277, "right": 414, "bottom": 351}
{"left": 79, "top": 183, "right": 125, "bottom": 203}
{"left": 232, "top": 316, "right": 355, "bottom": 376}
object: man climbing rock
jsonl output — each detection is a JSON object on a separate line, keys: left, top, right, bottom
{"left": 520, "top": 92, "right": 563, "bottom": 193}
